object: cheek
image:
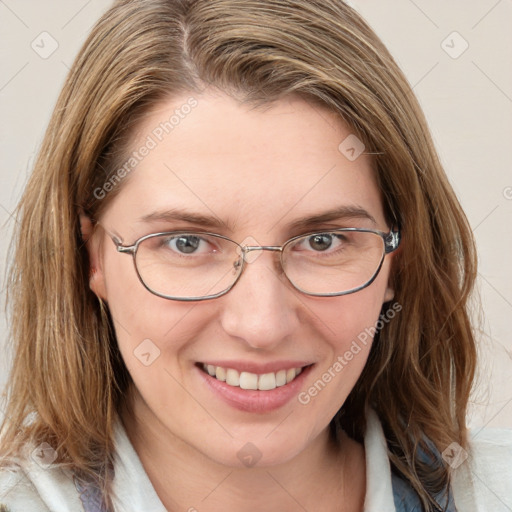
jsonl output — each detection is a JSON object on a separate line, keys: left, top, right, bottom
{"left": 311, "top": 290, "right": 383, "bottom": 376}
{"left": 310, "top": 261, "right": 391, "bottom": 351}
{"left": 101, "top": 248, "right": 207, "bottom": 373}
{"left": 297, "top": 275, "right": 392, "bottom": 419}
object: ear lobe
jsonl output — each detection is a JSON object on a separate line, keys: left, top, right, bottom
{"left": 89, "top": 271, "right": 108, "bottom": 302}
{"left": 383, "top": 285, "right": 395, "bottom": 303}
{"left": 79, "top": 210, "right": 108, "bottom": 301}
{"left": 383, "top": 246, "right": 398, "bottom": 304}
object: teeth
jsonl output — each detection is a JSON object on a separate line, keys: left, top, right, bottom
{"left": 275, "top": 369, "right": 287, "bottom": 387}
{"left": 226, "top": 368, "right": 240, "bottom": 387}
{"left": 239, "top": 371, "right": 258, "bottom": 390}
{"left": 258, "top": 372, "right": 276, "bottom": 391}
{"left": 202, "top": 364, "right": 306, "bottom": 390}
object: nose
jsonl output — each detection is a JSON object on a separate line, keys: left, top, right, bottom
{"left": 218, "top": 250, "right": 300, "bottom": 350}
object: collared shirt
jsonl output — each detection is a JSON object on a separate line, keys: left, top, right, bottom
{"left": 1, "top": 409, "right": 511, "bottom": 511}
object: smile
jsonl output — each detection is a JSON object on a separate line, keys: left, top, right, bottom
{"left": 200, "top": 363, "right": 309, "bottom": 391}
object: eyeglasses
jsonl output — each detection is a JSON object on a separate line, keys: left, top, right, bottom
{"left": 108, "top": 227, "right": 400, "bottom": 301}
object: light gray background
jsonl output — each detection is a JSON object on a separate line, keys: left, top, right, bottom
{"left": 1, "top": 0, "right": 511, "bottom": 428}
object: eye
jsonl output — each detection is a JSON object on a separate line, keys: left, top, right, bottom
{"left": 163, "top": 234, "right": 213, "bottom": 255}
{"left": 308, "top": 233, "right": 333, "bottom": 251}
{"left": 297, "top": 233, "right": 346, "bottom": 253}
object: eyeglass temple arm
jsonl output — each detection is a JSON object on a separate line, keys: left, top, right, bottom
{"left": 385, "top": 227, "right": 401, "bottom": 253}
{"left": 100, "top": 226, "right": 137, "bottom": 255}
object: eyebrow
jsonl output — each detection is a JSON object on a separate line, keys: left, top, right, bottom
{"left": 137, "top": 205, "right": 377, "bottom": 233}
{"left": 286, "top": 206, "right": 377, "bottom": 231}
{"left": 138, "top": 209, "right": 231, "bottom": 231}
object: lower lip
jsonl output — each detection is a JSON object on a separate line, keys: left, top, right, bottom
{"left": 195, "top": 364, "right": 314, "bottom": 413}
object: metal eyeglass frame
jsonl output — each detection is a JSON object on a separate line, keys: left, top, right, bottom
{"left": 107, "top": 227, "right": 401, "bottom": 301}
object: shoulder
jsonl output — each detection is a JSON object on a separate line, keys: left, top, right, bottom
{"left": 469, "top": 426, "right": 512, "bottom": 474}
{"left": 466, "top": 426, "right": 512, "bottom": 478}
{"left": 0, "top": 463, "right": 50, "bottom": 511}
{"left": 451, "top": 427, "right": 512, "bottom": 511}
{"left": 0, "top": 456, "right": 84, "bottom": 512}
{"left": 468, "top": 425, "right": 512, "bottom": 453}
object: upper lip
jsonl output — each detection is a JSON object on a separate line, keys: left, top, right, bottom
{"left": 198, "top": 360, "right": 314, "bottom": 374}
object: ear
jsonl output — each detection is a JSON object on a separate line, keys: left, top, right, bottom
{"left": 383, "top": 283, "right": 395, "bottom": 303}
{"left": 79, "top": 210, "right": 108, "bottom": 302}
{"left": 382, "top": 251, "right": 397, "bottom": 304}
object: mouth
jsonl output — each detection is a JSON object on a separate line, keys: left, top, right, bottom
{"left": 197, "top": 362, "right": 313, "bottom": 391}
{"left": 195, "top": 361, "right": 315, "bottom": 413}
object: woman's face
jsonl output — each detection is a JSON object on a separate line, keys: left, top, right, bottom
{"left": 86, "top": 90, "right": 395, "bottom": 467}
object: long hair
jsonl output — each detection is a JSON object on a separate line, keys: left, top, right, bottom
{"left": 0, "top": 1, "right": 477, "bottom": 510}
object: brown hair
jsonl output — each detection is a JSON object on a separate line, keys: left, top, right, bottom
{"left": 0, "top": 0, "right": 477, "bottom": 510}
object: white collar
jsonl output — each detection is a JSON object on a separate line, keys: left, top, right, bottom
{"left": 110, "top": 419, "right": 167, "bottom": 511}
{"left": 363, "top": 408, "right": 397, "bottom": 511}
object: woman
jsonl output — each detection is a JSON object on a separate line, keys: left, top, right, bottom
{"left": 0, "top": 0, "right": 510, "bottom": 511}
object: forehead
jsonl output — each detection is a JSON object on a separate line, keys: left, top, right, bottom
{"left": 102, "top": 90, "right": 386, "bottom": 239}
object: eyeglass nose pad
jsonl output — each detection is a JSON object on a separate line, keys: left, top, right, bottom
{"left": 235, "top": 236, "right": 263, "bottom": 264}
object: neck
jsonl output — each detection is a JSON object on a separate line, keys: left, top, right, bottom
{"left": 119, "top": 388, "right": 365, "bottom": 512}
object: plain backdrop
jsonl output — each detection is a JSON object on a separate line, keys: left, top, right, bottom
{"left": 0, "top": 0, "right": 511, "bottom": 428}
